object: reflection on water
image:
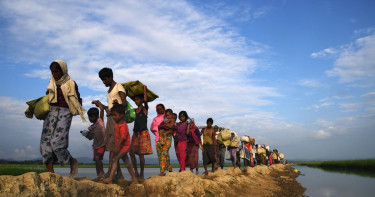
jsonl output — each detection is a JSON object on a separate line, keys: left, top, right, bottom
{"left": 295, "top": 166, "right": 375, "bottom": 197}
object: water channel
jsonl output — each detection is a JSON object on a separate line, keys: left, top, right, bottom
{"left": 294, "top": 166, "right": 375, "bottom": 197}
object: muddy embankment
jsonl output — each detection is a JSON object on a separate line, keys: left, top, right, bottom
{"left": 0, "top": 164, "right": 305, "bottom": 197}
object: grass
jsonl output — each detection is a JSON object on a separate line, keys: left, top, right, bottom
{"left": 0, "top": 164, "right": 47, "bottom": 176}
{"left": 296, "top": 159, "right": 375, "bottom": 178}
{"left": 297, "top": 159, "right": 375, "bottom": 171}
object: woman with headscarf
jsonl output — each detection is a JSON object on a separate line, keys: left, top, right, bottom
{"left": 40, "top": 60, "right": 86, "bottom": 176}
{"left": 150, "top": 103, "right": 165, "bottom": 144}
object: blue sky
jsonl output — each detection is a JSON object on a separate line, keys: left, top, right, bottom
{"left": 0, "top": 0, "right": 374, "bottom": 161}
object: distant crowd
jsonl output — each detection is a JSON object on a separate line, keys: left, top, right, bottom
{"left": 34, "top": 60, "right": 286, "bottom": 184}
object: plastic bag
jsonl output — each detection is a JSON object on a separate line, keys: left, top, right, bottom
{"left": 125, "top": 101, "right": 136, "bottom": 123}
{"left": 226, "top": 151, "right": 231, "bottom": 160}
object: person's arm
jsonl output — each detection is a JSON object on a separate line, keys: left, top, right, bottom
{"left": 99, "top": 104, "right": 104, "bottom": 121}
{"left": 119, "top": 91, "right": 127, "bottom": 105}
{"left": 143, "top": 85, "right": 149, "bottom": 114}
{"left": 186, "top": 123, "right": 191, "bottom": 134}
{"left": 212, "top": 129, "right": 217, "bottom": 146}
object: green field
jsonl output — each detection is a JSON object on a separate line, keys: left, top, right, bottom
{"left": 297, "top": 159, "right": 375, "bottom": 178}
{"left": 0, "top": 164, "right": 47, "bottom": 176}
{"left": 297, "top": 159, "right": 375, "bottom": 171}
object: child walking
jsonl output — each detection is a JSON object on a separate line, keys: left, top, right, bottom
{"left": 103, "top": 103, "right": 138, "bottom": 184}
{"left": 40, "top": 60, "right": 86, "bottom": 176}
{"left": 93, "top": 67, "right": 126, "bottom": 180}
{"left": 201, "top": 118, "right": 217, "bottom": 175}
{"left": 176, "top": 111, "right": 190, "bottom": 172}
{"left": 130, "top": 85, "right": 153, "bottom": 179}
{"left": 87, "top": 106, "right": 106, "bottom": 179}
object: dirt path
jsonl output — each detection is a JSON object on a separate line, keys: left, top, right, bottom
{"left": 0, "top": 164, "right": 306, "bottom": 197}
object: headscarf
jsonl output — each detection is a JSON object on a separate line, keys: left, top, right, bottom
{"left": 47, "top": 60, "right": 87, "bottom": 122}
{"left": 150, "top": 103, "right": 165, "bottom": 142}
{"left": 47, "top": 60, "right": 70, "bottom": 103}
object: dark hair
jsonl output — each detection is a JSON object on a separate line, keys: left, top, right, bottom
{"left": 165, "top": 108, "right": 173, "bottom": 115}
{"left": 98, "top": 67, "right": 113, "bottom": 80}
{"left": 178, "top": 111, "right": 189, "bottom": 120}
{"left": 110, "top": 103, "right": 125, "bottom": 115}
{"left": 50, "top": 62, "right": 63, "bottom": 73}
{"left": 134, "top": 94, "right": 144, "bottom": 100}
{"left": 207, "top": 118, "right": 213, "bottom": 124}
{"left": 87, "top": 107, "right": 99, "bottom": 117}
{"left": 156, "top": 104, "right": 165, "bottom": 110}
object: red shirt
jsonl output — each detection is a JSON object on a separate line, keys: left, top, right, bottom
{"left": 114, "top": 122, "right": 131, "bottom": 153}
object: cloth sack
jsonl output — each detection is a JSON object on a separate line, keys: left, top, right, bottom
{"left": 279, "top": 153, "right": 284, "bottom": 160}
{"left": 240, "top": 136, "right": 250, "bottom": 142}
{"left": 25, "top": 95, "right": 50, "bottom": 120}
{"left": 121, "top": 80, "right": 159, "bottom": 102}
{"left": 220, "top": 128, "right": 231, "bottom": 141}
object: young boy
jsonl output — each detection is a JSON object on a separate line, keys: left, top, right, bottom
{"left": 130, "top": 85, "right": 153, "bottom": 179}
{"left": 201, "top": 118, "right": 217, "bottom": 175}
{"left": 93, "top": 67, "right": 126, "bottom": 180}
{"left": 103, "top": 103, "right": 138, "bottom": 184}
{"left": 87, "top": 106, "right": 106, "bottom": 179}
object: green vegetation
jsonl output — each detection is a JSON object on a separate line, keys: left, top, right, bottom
{"left": 297, "top": 159, "right": 375, "bottom": 178}
{"left": 297, "top": 159, "right": 375, "bottom": 171}
{"left": 0, "top": 164, "right": 47, "bottom": 176}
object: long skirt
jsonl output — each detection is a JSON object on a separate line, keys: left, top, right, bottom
{"left": 216, "top": 145, "right": 226, "bottom": 168}
{"left": 40, "top": 106, "right": 73, "bottom": 165}
{"left": 229, "top": 148, "right": 238, "bottom": 167}
{"left": 176, "top": 140, "right": 187, "bottom": 171}
{"left": 105, "top": 115, "right": 116, "bottom": 152}
{"left": 156, "top": 135, "right": 172, "bottom": 173}
{"left": 131, "top": 130, "right": 153, "bottom": 155}
{"left": 186, "top": 142, "right": 199, "bottom": 169}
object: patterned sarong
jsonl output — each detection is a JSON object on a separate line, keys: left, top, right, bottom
{"left": 131, "top": 130, "right": 153, "bottom": 155}
{"left": 186, "top": 142, "right": 199, "bottom": 169}
{"left": 40, "top": 106, "right": 73, "bottom": 165}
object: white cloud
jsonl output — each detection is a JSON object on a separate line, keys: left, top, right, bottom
{"left": 312, "top": 130, "right": 331, "bottom": 140}
{"left": 325, "top": 33, "right": 375, "bottom": 84}
{"left": 311, "top": 48, "right": 336, "bottom": 58}
{"left": 298, "top": 79, "right": 325, "bottom": 88}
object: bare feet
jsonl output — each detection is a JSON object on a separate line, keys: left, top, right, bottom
{"left": 69, "top": 158, "right": 78, "bottom": 177}
{"left": 169, "top": 166, "right": 173, "bottom": 172}
{"left": 102, "top": 178, "right": 112, "bottom": 184}
{"left": 196, "top": 170, "right": 199, "bottom": 175}
{"left": 131, "top": 178, "right": 139, "bottom": 184}
{"left": 159, "top": 172, "right": 165, "bottom": 176}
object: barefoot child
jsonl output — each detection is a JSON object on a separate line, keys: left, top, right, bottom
{"left": 201, "top": 118, "right": 217, "bottom": 175}
{"left": 103, "top": 103, "right": 138, "bottom": 184}
{"left": 87, "top": 106, "right": 106, "bottom": 179}
{"left": 40, "top": 60, "right": 86, "bottom": 177}
{"left": 94, "top": 67, "right": 125, "bottom": 180}
{"left": 176, "top": 111, "right": 191, "bottom": 172}
{"left": 130, "top": 85, "right": 153, "bottom": 179}
{"left": 157, "top": 109, "right": 176, "bottom": 175}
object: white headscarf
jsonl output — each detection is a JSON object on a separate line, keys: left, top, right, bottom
{"left": 47, "top": 60, "right": 87, "bottom": 122}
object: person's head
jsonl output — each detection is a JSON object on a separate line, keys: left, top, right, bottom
{"left": 87, "top": 107, "right": 99, "bottom": 124}
{"left": 206, "top": 118, "right": 213, "bottom": 127}
{"left": 178, "top": 111, "right": 189, "bottom": 122}
{"left": 134, "top": 94, "right": 144, "bottom": 106}
{"left": 156, "top": 104, "right": 165, "bottom": 115}
{"left": 98, "top": 67, "right": 113, "bottom": 87}
{"left": 50, "top": 61, "right": 66, "bottom": 81}
{"left": 165, "top": 108, "right": 173, "bottom": 119}
{"left": 110, "top": 103, "right": 125, "bottom": 123}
